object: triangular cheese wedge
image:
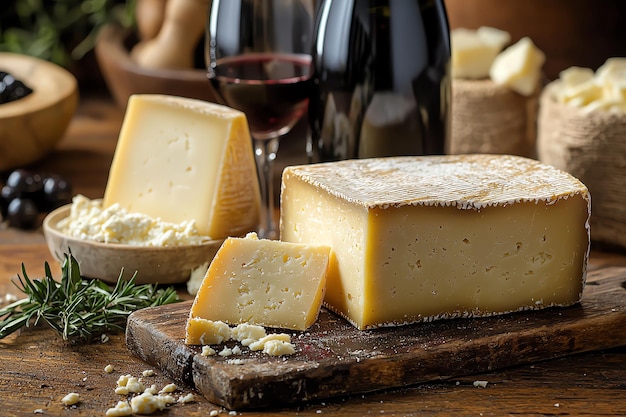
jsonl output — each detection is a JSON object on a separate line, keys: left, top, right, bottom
{"left": 103, "top": 94, "right": 260, "bottom": 239}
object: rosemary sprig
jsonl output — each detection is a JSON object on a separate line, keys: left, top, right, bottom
{"left": 0, "top": 253, "right": 179, "bottom": 344}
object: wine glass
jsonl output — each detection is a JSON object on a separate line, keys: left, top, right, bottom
{"left": 206, "top": 0, "right": 315, "bottom": 239}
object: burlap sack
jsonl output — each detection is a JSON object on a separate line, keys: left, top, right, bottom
{"left": 449, "top": 78, "right": 538, "bottom": 158}
{"left": 537, "top": 82, "right": 626, "bottom": 250}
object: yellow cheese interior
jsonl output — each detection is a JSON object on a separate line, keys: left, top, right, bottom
{"left": 189, "top": 233, "right": 330, "bottom": 331}
{"left": 103, "top": 94, "right": 260, "bottom": 239}
{"left": 280, "top": 155, "right": 591, "bottom": 330}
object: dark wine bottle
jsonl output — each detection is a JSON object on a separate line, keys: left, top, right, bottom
{"left": 309, "top": 0, "right": 450, "bottom": 161}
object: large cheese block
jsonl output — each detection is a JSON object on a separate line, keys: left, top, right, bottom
{"left": 188, "top": 233, "right": 330, "bottom": 331}
{"left": 280, "top": 155, "right": 591, "bottom": 330}
{"left": 103, "top": 94, "right": 260, "bottom": 238}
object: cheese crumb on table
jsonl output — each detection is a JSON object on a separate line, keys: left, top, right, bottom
{"left": 105, "top": 401, "right": 132, "bottom": 417}
{"left": 104, "top": 364, "right": 114, "bottom": 373}
{"left": 61, "top": 392, "right": 80, "bottom": 406}
{"left": 130, "top": 392, "right": 175, "bottom": 414}
{"left": 159, "top": 383, "right": 177, "bottom": 394}
{"left": 177, "top": 393, "right": 196, "bottom": 404}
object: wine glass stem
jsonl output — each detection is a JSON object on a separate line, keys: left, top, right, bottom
{"left": 254, "top": 136, "right": 280, "bottom": 239}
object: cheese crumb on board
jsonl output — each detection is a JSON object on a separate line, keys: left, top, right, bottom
{"left": 261, "top": 339, "right": 297, "bottom": 356}
{"left": 187, "top": 318, "right": 296, "bottom": 356}
{"left": 104, "top": 364, "right": 114, "bottom": 373}
{"left": 58, "top": 194, "right": 210, "bottom": 246}
{"left": 248, "top": 333, "right": 292, "bottom": 352}
{"left": 280, "top": 154, "right": 590, "bottom": 330}
{"left": 231, "top": 323, "right": 267, "bottom": 346}
{"left": 185, "top": 318, "right": 231, "bottom": 345}
{"left": 187, "top": 232, "right": 330, "bottom": 331}
{"left": 201, "top": 346, "right": 216, "bottom": 356}
{"left": 102, "top": 94, "right": 261, "bottom": 239}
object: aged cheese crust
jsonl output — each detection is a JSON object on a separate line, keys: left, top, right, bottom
{"left": 283, "top": 154, "right": 590, "bottom": 211}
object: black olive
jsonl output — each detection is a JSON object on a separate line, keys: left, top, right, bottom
{"left": 6, "top": 197, "right": 39, "bottom": 229}
{"left": 1, "top": 169, "right": 72, "bottom": 228}
{"left": 42, "top": 174, "right": 73, "bottom": 210}
{"left": 6, "top": 169, "right": 43, "bottom": 194}
{"left": 0, "top": 184, "right": 20, "bottom": 218}
{"left": 0, "top": 71, "right": 34, "bottom": 104}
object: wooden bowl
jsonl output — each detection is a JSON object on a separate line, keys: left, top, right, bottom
{"left": 94, "top": 24, "right": 216, "bottom": 109}
{"left": 0, "top": 53, "right": 78, "bottom": 171}
{"left": 42, "top": 204, "right": 223, "bottom": 284}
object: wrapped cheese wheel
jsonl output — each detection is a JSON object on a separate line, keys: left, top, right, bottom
{"left": 537, "top": 59, "right": 626, "bottom": 250}
{"left": 449, "top": 32, "right": 544, "bottom": 158}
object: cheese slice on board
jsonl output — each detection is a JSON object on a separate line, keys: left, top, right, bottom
{"left": 103, "top": 94, "right": 260, "bottom": 239}
{"left": 280, "top": 154, "right": 591, "bottom": 330}
{"left": 188, "top": 233, "right": 330, "bottom": 331}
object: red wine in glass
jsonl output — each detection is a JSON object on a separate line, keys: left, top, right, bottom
{"left": 209, "top": 53, "right": 313, "bottom": 140}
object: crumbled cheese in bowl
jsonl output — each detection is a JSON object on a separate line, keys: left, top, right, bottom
{"left": 58, "top": 195, "right": 212, "bottom": 246}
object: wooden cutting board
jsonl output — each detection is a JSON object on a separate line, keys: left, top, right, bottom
{"left": 126, "top": 265, "right": 626, "bottom": 410}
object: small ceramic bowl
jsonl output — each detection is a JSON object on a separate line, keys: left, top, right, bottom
{"left": 94, "top": 24, "right": 216, "bottom": 109}
{"left": 0, "top": 52, "right": 78, "bottom": 171}
{"left": 42, "top": 204, "right": 223, "bottom": 285}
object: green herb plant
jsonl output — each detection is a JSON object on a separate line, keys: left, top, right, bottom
{"left": 0, "top": 252, "right": 178, "bottom": 344}
{"left": 0, "top": 0, "right": 136, "bottom": 67}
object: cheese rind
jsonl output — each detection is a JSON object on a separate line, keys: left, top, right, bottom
{"left": 280, "top": 155, "right": 590, "bottom": 330}
{"left": 188, "top": 233, "right": 330, "bottom": 330}
{"left": 103, "top": 94, "right": 260, "bottom": 239}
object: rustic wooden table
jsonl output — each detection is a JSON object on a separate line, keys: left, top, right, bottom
{"left": 1, "top": 95, "right": 625, "bottom": 416}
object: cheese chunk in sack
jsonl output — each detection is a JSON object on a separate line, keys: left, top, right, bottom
{"left": 451, "top": 26, "right": 511, "bottom": 79}
{"left": 188, "top": 233, "right": 330, "bottom": 331}
{"left": 103, "top": 94, "right": 260, "bottom": 239}
{"left": 280, "top": 154, "right": 590, "bottom": 330}
{"left": 490, "top": 37, "right": 545, "bottom": 96}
